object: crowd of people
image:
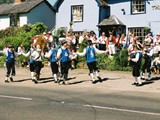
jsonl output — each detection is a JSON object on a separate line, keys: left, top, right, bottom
{"left": 1, "top": 30, "right": 160, "bottom": 86}
{"left": 128, "top": 33, "right": 160, "bottom": 86}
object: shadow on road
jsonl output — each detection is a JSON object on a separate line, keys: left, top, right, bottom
{"left": 151, "top": 77, "right": 160, "bottom": 81}
{"left": 13, "top": 78, "right": 31, "bottom": 82}
{"left": 142, "top": 81, "right": 154, "bottom": 86}
{"left": 140, "top": 77, "right": 160, "bottom": 86}
{"left": 108, "top": 78, "right": 121, "bottom": 80}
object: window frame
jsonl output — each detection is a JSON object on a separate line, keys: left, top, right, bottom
{"left": 131, "top": 0, "right": 146, "bottom": 15}
{"left": 128, "top": 27, "right": 147, "bottom": 43}
{"left": 10, "top": 13, "right": 19, "bottom": 27}
{"left": 71, "top": 5, "right": 83, "bottom": 23}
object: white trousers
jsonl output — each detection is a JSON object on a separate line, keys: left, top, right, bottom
{"left": 108, "top": 44, "right": 116, "bottom": 55}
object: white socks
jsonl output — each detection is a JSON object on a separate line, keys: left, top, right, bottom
{"left": 31, "top": 72, "right": 35, "bottom": 80}
{"left": 95, "top": 71, "right": 99, "bottom": 77}
{"left": 53, "top": 74, "right": 58, "bottom": 81}
{"left": 90, "top": 73, "right": 95, "bottom": 81}
{"left": 137, "top": 77, "right": 142, "bottom": 84}
{"left": 134, "top": 77, "right": 138, "bottom": 83}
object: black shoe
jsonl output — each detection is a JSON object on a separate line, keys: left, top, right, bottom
{"left": 97, "top": 76, "right": 102, "bottom": 82}
{"left": 92, "top": 80, "right": 96, "bottom": 84}
{"left": 62, "top": 81, "right": 65, "bottom": 85}
{"left": 132, "top": 82, "right": 138, "bottom": 85}
{"left": 5, "top": 80, "right": 9, "bottom": 83}
{"left": 10, "top": 77, "right": 13, "bottom": 82}
{"left": 136, "top": 83, "right": 143, "bottom": 87}
{"left": 32, "top": 79, "right": 38, "bottom": 84}
{"left": 34, "top": 80, "right": 38, "bottom": 84}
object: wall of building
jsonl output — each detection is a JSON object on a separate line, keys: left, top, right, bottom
{"left": 0, "top": 16, "right": 10, "bottom": 30}
{"left": 109, "top": 0, "right": 160, "bottom": 36}
{"left": 19, "top": 15, "right": 27, "bottom": 26}
{"left": 27, "top": 2, "right": 56, "bottom": 31}
{"left": 55, "top": 0, "right": 100, "bottom": 35}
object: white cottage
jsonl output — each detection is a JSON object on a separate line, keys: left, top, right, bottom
{"left": 0, "top": 0, "right": 56, "bottom": 30}
{"left": 53, "top": 0, "right": 109, "bottom": 36}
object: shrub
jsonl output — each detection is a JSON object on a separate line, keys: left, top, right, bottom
{"left": 78, "top": 38, "right": 87, "bottom": 52}
{"left": 0, "top": 56, "right": 5, "bottom": 67}
{"left": 0, "top": 22, "right": 47, "bottom": 66}
{"left": 77, "top": 48, "right": 132, "bottom": 71}
{"left": 30, "top": 22, "right": 47, "bottom": 35}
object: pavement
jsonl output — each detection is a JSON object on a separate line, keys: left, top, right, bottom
{"left": 0, "top": 66, "right": 160, "bottom": 93}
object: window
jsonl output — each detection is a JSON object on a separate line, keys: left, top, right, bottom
{"left": 128, "top": 27, "right": 147, "bottom": 42}
{"left": 10, "top": 13, "right": 19, "bottom": 26}
{"left": 71, "top": 5, "right": 83, "bottom": 22}
{"left": 131, "top": 0, "right": 145, "bottom": 14}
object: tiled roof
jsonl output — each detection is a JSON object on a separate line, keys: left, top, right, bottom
{"left": 98, "top": 15, "right": 125, "bottom": 26}
{"left": 0, "top": 0, "right": 50, "bottom": 15}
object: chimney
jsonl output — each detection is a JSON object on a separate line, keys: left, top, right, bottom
{"left": 14, "top": 0, "right": 21, "bottom": 3}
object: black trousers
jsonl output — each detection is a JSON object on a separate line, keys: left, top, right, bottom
{"left": 142, "top": 60, "right": 151, "bottom": 73}
{"left": 34, "top": 61, "right": 42, "bottom": 74}
{"left": 87, "top": 61, "right": 99, "bottom": 74}
{"left": 51, "top": 62, "right": 59, "bottom": 74}
{"left": 98, "top": 44, "right": 106, "bottom": 50}
{"left": 29, "top": 63, "right": 35, "bottom": 72}
{"left": 132, "top": 64, "right": 141, "bottom": 77}
{"left": 6, "top": 61, "right": 15, "bottom": 77}
{"left": 61, "top": 61, "right": 71, "bottom": 75}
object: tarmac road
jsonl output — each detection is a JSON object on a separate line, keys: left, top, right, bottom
{"left": 0, "top": 85, "right": 160, "bottom": 120}
{"left": 0, "top": 67, "right": 160, "bottom": 120}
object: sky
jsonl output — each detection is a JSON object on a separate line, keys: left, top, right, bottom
{"left": 47, "top": 0, "right": 56, "bottom": 5}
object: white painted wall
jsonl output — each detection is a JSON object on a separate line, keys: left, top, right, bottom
{"left": 19, "top": 15, "right": 27, "bottom": 26}
{"left": 110, "top": 0, "right": 160, "bottom": 35}
{"left": 0, "top": 16, "right": 10, "bottom": 30}
{"left": 56, "top": 0, "right": 99, "bottom": 35}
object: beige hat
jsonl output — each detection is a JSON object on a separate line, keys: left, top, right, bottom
{"left": 61, "top": 40, "right": 67, "bottom": 45}
{"left": 43, "top": 32, "right": 46, "bottom": 35}
{"left": 8, "top": 44, "right": 14, "bottom": 48}
{"left": 48, "top": 31, "right": 52, "bottom": 34}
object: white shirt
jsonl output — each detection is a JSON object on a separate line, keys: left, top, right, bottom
{"left": 79, "top": 36, "right": 84, "bottom": 44}
{"left": 17, "top": 46, "right": 25, "bottom": 53}
{"left": 98, "top": 36, "right": 107, "bottom": 44}
{"left": 77, "top": 45, "right": 106, "bottom": 56}
{"left": 31, "top": 49, "right": 44, "bottom": 61}
{"left": 131, "top": 51, "right": 140, "bottom": 63}
{"left": 0, "top": 49, "right": 20, "bottom": 57}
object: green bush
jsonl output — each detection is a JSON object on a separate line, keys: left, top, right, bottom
{"left": 77, "top": 48, "right": 132, "bottom": 71}
{"left": 0, "top": 56, "right": 5, "bottom": 67}
{"left": 30, "top": 22, "right": 47, "bottom": 35}
{"left": 0, "top": 22, "right": 47, "bottom": 66}
{"left": 78, "top": 38, "right": 87, "bottom": 52}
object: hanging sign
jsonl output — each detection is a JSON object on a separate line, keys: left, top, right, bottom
{"left": 152, "top": 5, "right": 160, "bottom": 10}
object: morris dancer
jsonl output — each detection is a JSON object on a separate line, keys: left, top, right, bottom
{"left": 141, "top": 43, "right": 153, "bottom": 80}
{"left": 77, "top": 40, "right": 106, "bottom": 84}
{"left": 45, "top": 43, "right": 59, "bottom": 83}
{"left": 57, "top": 40, "right": 72, "bottom": 85}
{"left": 22, "top": 44, "right": 36, "bottom": 82}
{"left": 29, "top": 45, "right": 44, "bottom": 83}
{"left": 0, "top": 44, "right": 21, "bottom": 82}
{"left": 128, "top": 44, "right": 143, "bottom": 86}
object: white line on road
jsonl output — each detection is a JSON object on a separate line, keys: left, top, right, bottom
{"left": 0, "top": 95, "right": 32, "bottom": 101}
{"left": 83, "top": 105, "right": 160, "bottom": 116}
